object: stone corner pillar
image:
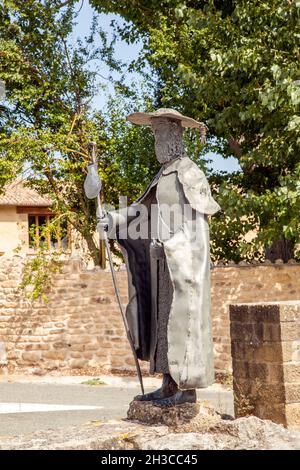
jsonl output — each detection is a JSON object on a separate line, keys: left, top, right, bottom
{"left": 229, "top": 301, "right": 300, "bottom": 428}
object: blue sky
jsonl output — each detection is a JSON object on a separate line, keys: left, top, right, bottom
{"left": 73, "top": 1, "right": 240, "bottom": 174}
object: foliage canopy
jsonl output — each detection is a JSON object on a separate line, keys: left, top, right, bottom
{"left": 91, "top": 0, "right": 300, "bottom": 261}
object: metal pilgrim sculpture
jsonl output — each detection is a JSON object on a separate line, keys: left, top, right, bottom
{"left": 86, "top": 108, "right": 221, "bottom": 407}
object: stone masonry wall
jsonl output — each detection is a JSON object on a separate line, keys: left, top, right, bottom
{"left": 230, "top": 302, "right": 300, "bottom": 428}
{"left": 0, "top": 255, "right": 299, "bottom": 375}
{"left": 211, "top": 262, "right": 300, "bottom": 371}
{"left": 0, "top": 256, "right": 135, "bottom": 374}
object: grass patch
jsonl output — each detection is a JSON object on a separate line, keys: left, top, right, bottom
{"left": 81, "top": 378, "right": 107, "bottom": 386}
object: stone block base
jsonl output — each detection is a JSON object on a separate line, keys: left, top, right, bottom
{"left": 127, "top": 400, "right": 220, "bottom": 432}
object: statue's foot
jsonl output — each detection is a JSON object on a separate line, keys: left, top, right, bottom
{"left": 152, "top": 389, "right": 196, "bottom": 407}
{"left": 134, "top": 374, "right": 178, "bottom": 402}
{"left": 134, "top": 385, "right": 177, "bottom": 402}
{"left": 134, "top": 389, "right": 167, "bottom": 402}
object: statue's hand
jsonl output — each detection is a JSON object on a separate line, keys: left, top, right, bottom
{"left": 97, "top": 214, "right": 109, "bottom": 234}
{"left": 150, "top": 239, "right": 164, "bottom": 259}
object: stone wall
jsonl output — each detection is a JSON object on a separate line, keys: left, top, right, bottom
{"left": 230, "top": 302, "right": 300, "bottom": 428}
{"left": 211, "top": 262, "right": 300, "bottom": 371}
{"left": 0, "top": 255, "right": 135, "bottom": 374}
{"left": 0, "top": 255, "right": 299, "bottom": 375}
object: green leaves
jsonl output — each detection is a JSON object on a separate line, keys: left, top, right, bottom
{"left": 2, "top": 0, "right": 300, "bottom": 263}
{"left": 0, "top": 1, "right": 112, "bottom": 265}
{"left": 287, "top": 115, "right": 300, "bottom": 132}
{"left": 90, "top": 0, "right": 300, "bottom": 260}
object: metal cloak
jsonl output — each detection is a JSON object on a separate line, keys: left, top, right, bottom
{"left": 106, "top": 156, "right": 221, "bottom": 389}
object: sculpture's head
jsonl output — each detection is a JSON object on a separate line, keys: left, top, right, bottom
{"left": 150, "top": 117, "right": 184, "bottom": 164}
{"left": 126, "top": 108, "right": 207, "bottom": 165}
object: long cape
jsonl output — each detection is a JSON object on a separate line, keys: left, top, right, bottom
{"left": 107, "top": 157, "right": 220, "bottom": 389}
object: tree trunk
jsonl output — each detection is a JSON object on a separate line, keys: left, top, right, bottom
{"left": 84, "top": 232, "right": 103, "bottom": 267}
{"left": 265, "top": 238, "right": 295, "bottom": 263}
{"left": 99, "top": 239, "right": 106, "bottom": 269}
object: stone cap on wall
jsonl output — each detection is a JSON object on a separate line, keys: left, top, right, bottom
{"left": 212, "top": 259, "right": 300, "bottom": 268}
{"left": 230, "top": 300, "right": 300, "bottom": 306}
{"left": 229, "top": 301, "right": 300, "bottom": 323}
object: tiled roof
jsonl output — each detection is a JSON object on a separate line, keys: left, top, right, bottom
{"left": 0, "top": 179, "right": 52, "bottom": 207}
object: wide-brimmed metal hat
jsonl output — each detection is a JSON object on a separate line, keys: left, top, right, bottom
{"left": 126, "top": 108, "right": 207, "bottom": 130}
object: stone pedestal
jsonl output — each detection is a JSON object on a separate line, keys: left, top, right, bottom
{"left": 127, "top": 400, "right": 220, "bottom": 432}
{"left": 230, "top": 301, "right": 300, "bottom": 428}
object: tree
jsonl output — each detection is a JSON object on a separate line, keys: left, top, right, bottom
{"left": 91, "top": 0, "right": 300, "bottom": 261}
{"left": 0, "top": 0, "right": 156, "bottom": 265}
{"left": 0, "top": 41, "right": 23, "bottom": 190}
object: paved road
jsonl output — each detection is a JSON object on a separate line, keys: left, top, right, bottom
{"left": 0, "top": 379, "right": 233, "bottom": 436}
